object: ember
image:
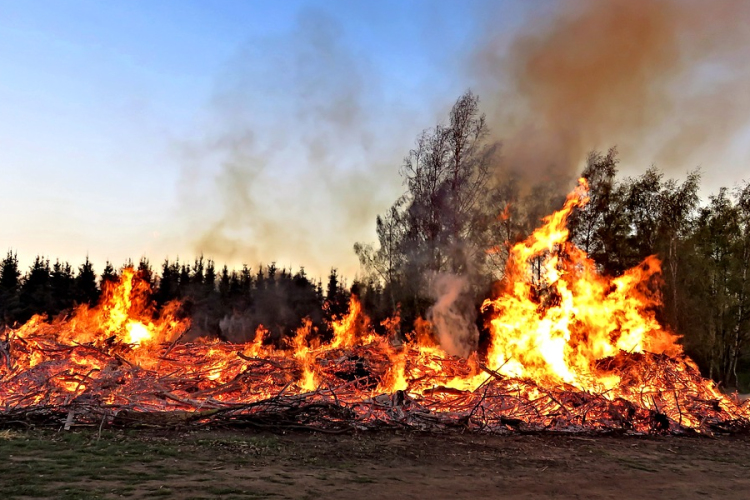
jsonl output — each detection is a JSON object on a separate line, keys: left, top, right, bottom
{"left": 2, "top": 181, "right": 748, "bottom": 435}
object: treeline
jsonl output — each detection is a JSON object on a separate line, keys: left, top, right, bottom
{"left": 0, "top": 254, "right": 352, "bottom": 346}
{"left": 568, "top": 150, "right": 750, "bottom": 388}
{"left": 354, "top": 91, "right": 750, "bottom": 389}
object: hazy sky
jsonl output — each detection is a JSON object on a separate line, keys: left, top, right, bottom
{"left": 1, "top": 0, "right": 748, "bottom": 280}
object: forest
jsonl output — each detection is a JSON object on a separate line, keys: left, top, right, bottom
{"left": 1, "top": 92, "right": 748, "bottom": 390}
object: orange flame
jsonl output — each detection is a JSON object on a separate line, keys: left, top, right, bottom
{"left": 330, "top": 295, "right": 374, "bottom": 349}
{"left": 292, "top": 318, "right": 320, "bottom": 391}
{"left": 12, "top": 267, "right": 189, "bottom": 369}
{"left": 483, "top": 178, "right": 679, "bottom": 392}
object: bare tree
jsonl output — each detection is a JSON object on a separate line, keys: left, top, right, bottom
{"left": 399, "top": 91, "right": 498, "bottom": 280}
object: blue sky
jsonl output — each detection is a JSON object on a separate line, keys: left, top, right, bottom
{"left": 1, "top": 0, "right": 747, "bottom": 280}
{"left": 0, "top": 0, "right": 498, "bottom": 278}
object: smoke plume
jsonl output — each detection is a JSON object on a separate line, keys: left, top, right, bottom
{"left": 179, "top": 9, "right": 419, "bottom": 278}
{"left": 472, "top": 0, "right": 750, "bottom": 180}
{"left": 427, "top": 274, "right": 480, "bottom": 358}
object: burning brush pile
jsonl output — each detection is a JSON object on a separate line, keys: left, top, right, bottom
{"left": 2, "top": 180, "right": 749, "bottom": 435}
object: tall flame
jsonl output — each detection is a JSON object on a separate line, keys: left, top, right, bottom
{"left": 330, "top": 295, "right": 375, "bottom": 349}
{"left": 483, "top": 178, "right": 678, "bottom": 392}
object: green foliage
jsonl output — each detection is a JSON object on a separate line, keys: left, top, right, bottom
{"left": 99, "top": 260, "right": 117, "bottom": 288}
{"left": 50, "top": 259, "right": 75, "bottom": 315}
{"left": 18, "top": 256, "right": 52, "bottom": 323}
{"left": 678, "top": 184, "right": 750, "bottom": 387}
{"left": 355, "top": 91, "right": 503, "bottom": 331}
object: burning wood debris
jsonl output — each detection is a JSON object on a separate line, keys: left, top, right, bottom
{"left": 2, "top": 179, "right": 748, "bottom": 435}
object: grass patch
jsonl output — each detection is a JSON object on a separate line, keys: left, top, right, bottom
{"left": 5, "top": 428, "right": 746, "bottom": 500}
{"left": 0, "top": 429, "right": 226, "bottom": 499}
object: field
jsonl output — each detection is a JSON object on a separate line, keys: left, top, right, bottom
{"left": 1, "top": 428, "right": 749, "bottom": 499}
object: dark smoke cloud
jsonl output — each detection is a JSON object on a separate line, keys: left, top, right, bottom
{"left": 471, "top": 0, "right": 750, "bottom": 182}
{"left": 179, "top": 9, "right": 420, "bottom": 277}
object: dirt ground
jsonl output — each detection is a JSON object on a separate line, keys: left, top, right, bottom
{"left": 1, "top": 427, "right": 750, "bottom": 499}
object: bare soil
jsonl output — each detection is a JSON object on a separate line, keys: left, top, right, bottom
{"left": 1, "top": 428, "right": 749, "bottom": 499}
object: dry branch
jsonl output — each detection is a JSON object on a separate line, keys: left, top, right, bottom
{"left": 1, "top": 335, "right": 749, "bottom": 435}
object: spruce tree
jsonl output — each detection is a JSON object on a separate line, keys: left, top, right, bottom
{"left": 75, "top": 257, "right": 99, "bottom": 305}
{"left": 50, "top": 259, "right": 75, "bottom": 314}
{"left": 0, "top": 251, "right": 21, "bottom": 325}
{"left": 19, "top": 256, "right": 53, "bottom": 321}
{"left": 100, "top": 261, "right": 118, "bottom": 289}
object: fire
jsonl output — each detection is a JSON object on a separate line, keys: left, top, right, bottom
{"left": 243, "top": 324, "right": 269, "bottom": 357}
{"left": 8, "top": 267, "right": 188, "bottom": 371}
{"left": 330, "top": 295, "right": 374, "bottom": 349}
{"left": 126, "top": 322, "right": 152, "bottom": 345}
{"left": 1, "top": 181, "right": 748, "bottom": 434}
{"left": 483, "top": 178, "right": 678, "bottom": 392}
{"left": 292, "top": 319, "right": 320, "bottom": 391}
{"left": 379, "top": 349, "right": 407, "bottom": 393}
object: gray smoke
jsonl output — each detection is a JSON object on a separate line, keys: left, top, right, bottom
{"left": 179, "top": 9, "right": 420, "bottom": 277}
{"left": 427, "top": 273, "right": 479, "bottom": 358}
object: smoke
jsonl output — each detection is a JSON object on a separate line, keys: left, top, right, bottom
{"left": 427, "top": 274, "right": 479, "bottom": 358}
{"left": 471, "top": 0, "right": 750, "bottom": 180}
{"left": 179, "top": 9, "right": 418, "bottom": 278}
{"left": 179, "top": 1, "right": 750, "bottom": 283}
{"left": 219, "top": 314, "right": 253, "bottom": 344}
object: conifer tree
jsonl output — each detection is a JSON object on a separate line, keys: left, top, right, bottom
{"left": 0, "top": 251, "right": 21, "bottom": 324}
{"left": 19, "top": 256, "right": 52, "bottom": 321}
{"left": 74, "top": 257, "right": 99, "bottom": 305}
{"left": 100, "top": 261, "right": 118, "bottom": 289}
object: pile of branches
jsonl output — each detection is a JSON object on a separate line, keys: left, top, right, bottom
{"left": 1, "top": 334, "right": 749, "bottom": 436}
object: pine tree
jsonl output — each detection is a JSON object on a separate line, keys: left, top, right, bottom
{"left": 155, "top": 259, "right": 180, "bottom": 305}
{"left": 100, "top": 261, "right": 118, "bottom": 289}
{"left": 137, "top": 258, "right": 154, "bottom": 288}
{"left": 325, "top": 268, "right": 348, "bottom": 317}
{"left": 205, "top": 259, "right": 216, "bottom": 293}
{"left": 19, "top": 256, "right": 53, "bottom": 321}
{"left": 75, "top": 257, "right": 99, "bottom": 305}
{"left": 192, "top": 256, "right": 204, "bottom": 286}
{"left": 178, "top": 263, "right": 191, "bottom": 295}
{"left": 218, "top": 265, "right": 231, "bottom": 300}
{"left": 50, "top": 259, "right": 75, "bottom": 314}
{"left": 0, "top": 251, "right": 21, "bottom": 325}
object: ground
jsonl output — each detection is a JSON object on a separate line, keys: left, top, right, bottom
{"left": 1, "top": 427, "right": 749, "bottom": 499}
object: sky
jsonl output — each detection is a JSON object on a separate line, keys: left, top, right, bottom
{"left": 1, "top": 0, "right": 748, "bottom": 281}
